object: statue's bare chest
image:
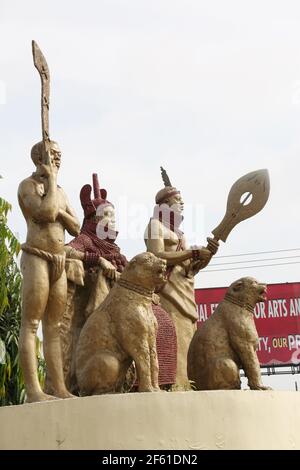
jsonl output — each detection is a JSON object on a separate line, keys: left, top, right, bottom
{"left": 162, "top": 228, "right": 183, "bottom": 251}
{"left": 37, "top": 184, "right": 66, "bottom": 210}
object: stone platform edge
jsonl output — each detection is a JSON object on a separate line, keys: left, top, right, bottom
{"left": 0, "top": 390, "right": 299, "bottom": 450}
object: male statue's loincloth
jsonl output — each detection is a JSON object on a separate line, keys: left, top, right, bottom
{"left": 21, "top": 243, "right": 66, "bottom": 283}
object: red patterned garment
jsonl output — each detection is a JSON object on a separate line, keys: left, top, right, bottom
{"left": 152, "top": 303, "right": 177, "bottom": 386}
{"left": 133, "top": 304, "right": 177, "bottom": 388}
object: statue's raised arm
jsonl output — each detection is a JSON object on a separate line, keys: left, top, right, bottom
{"left": 18, "top": 41, "right": 80, "bottom": 403}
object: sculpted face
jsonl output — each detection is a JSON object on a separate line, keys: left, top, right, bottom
{"left": 229, "top": 277, "right": 267, "bottom": 306}
{"left": 49, "top": 142, "right": 61, "bottom": 170}
{"left": 96, "top": 205, "right": 116, "bottom": 229}
{"left": 96, "top": 204, "right": 116, "bottom": 239}
{"left": 165, "top": 193, "right": 184, "bottom": 215}
{"left": 31, "top": 140, "right": 61, "bottom": 171}
{"left": 123, "top": 252, "right": 167, "bottom": 290}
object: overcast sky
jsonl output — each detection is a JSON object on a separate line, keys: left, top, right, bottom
{"left": 1, "top": 0, "right": 300, "bottom": 292}
{"left": 1, "top": 1, "right": 300, "bottom": 389}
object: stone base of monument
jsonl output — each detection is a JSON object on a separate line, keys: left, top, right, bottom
{"left": 0, "top": 390, "right": 299, "bottom": 450}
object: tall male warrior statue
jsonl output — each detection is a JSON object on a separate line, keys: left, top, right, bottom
{"left": 145, "top": 168, "right": 219, "bottom": 389}
{"left": 18, "top": 41, "right": 80, "bottom": 402}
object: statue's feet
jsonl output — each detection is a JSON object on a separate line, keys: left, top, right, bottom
{"left": 249, "top": 384, "right": 273, "bottom": 391}
{"left": 138, "top": 384, "right": 162, "bottom": 392}
{"left": 25, "top": 392, "right": 58, "bottom": 403}
{"left": 138, "top": 384, "right": 155, "bottom": 392}
{"left": 52, "top": 389, "right": 77, "bottom": 399}
{"left": 170, "top": 382, "right": 192, "bottom": 392}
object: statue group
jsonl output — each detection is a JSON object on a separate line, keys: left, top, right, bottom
{"left": 17, "top": 41, "right": 271, "bottom": 403}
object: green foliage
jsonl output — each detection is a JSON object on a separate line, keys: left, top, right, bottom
{"left": 0, "top": 196, "right": 45, "bottom": 406}
{"left": 0, "top": 197, "right": 19, "bottom": 317}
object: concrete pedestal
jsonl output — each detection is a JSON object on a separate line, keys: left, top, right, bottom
{"left": 0, "top": 391, "right": 299, "bottom": 450}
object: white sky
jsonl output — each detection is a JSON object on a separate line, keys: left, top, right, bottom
{"left": 1, "top": 1, "right": 300, "bottom": 389}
